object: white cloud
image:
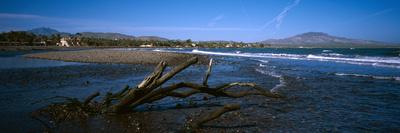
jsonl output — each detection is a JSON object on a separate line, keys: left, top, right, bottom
{"left": 261, "top": 0, "right": 301, "bottom": 30}
{"left": 0, "top": 13, "right": 47, "bottom": 19}
{"left": 207, "top": 14, "right": 224, "bottom": 27}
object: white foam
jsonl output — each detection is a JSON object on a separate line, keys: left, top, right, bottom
{"left": 321, "top": 53, "right": 344, "bottom": 57}
{"left": 255, "top": 68, "right": 282, "bottom": 78}
{"left": 335, "top": 73, "right": 400, "bottom": 81}
{"left": 322, "top": 50, "right": 333, "bottom": 53}
{"left": 192, "top": 49, "right": 304, "bottom": 60}
{"left": 307, "top": 55, "right": 400, "bottom": 64}
{"left": 271, "top": 76, "right": 287, "bottom": 93}
{"left": 166, "top": 49, "right": 400, "bottom": 69}
{"left": 255, "top": 68, "right": 287, "bottom": 93}
{"left": 152, "top": 49, "right": 164, "bottom": 52}
{"left": 257, "top": 59, "right": 269, "bottom": 64}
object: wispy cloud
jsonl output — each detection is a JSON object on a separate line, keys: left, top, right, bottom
{"left": 339, "top": 8, "right": 394, "bottom": 26}
{"left": 261, "top": 0, "right": 301, "bottom": 30}
{"left": 207, "top": 14, "right": 224, "bottom": 27}
{"left": 83, "top": 26, "right": 257, "bottom": 32}
{"left": 0, "top": 13, "right": 47, "bottom": 19}
{"left": 0, "top": 12, "right": 256, "bottom": 32}
{"left": 369, "top": 8, "right": 393, "bottom": 18}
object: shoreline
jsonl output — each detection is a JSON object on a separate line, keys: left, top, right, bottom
{"left": 24, "top": 49, "right": 209, "bottom": 65}
{"left": 2, "top": 46, "right": 399, "bottom": 52}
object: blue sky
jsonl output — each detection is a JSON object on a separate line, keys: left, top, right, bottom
{"left": 0, "top": 0, "right": 399, "bottom": 43}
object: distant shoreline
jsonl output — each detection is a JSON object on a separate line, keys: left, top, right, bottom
{"left": 1, "top": 46, "right": 399, "bottom": 52}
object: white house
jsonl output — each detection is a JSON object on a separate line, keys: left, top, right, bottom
{"left": 139, "top": 44, "right": 153, "bottom": 48}
{"left": 57, "top": 37, "right": 70, "bottom": 47}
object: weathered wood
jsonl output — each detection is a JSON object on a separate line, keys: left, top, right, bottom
{"left": 112, "top": 57, "right": 198, "bottom": 113}
{"left": 138, "top": 61, "right": 166, "bottom": 89}
{"left": 83, "top": 91, "right": 100, "bottom": 105}
{"left": 203, "top": 58, "right": 213, "bottom": 86}
{"left": 152, "top": 57, "right": 198, "bottom": 88}
{"left": 128, "top": 82, "right": 282, "bottom": 109}
{"left": 34, "top": 57, "right": 285, "bottom": 129}
{"left": 114, "top": 85, "right": 130, "bottom": 98}
{"left": 192, "top": 104, "right": 240, "bottom": 128}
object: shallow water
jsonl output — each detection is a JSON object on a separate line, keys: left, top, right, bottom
{"left": 146, "top": 48, "right": 400, "bottom": 132}
{"left": 1, "top": 48, "right": 400, "bottom": 132}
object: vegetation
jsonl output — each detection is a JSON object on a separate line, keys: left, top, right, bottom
{"left": 0, "top": 31, "right": 266, "bottom": 48}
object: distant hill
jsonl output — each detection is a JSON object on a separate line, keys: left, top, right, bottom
{"left": 26, "top": 27, "right": 168, "bottom": 41}
{"left": 261, "top": 32, "right": 396, "bottom": 48}
{"left": 78, "top": 32, "right": 136, "bottom": 40}
{"left": 136, "top": 36, "right": 169, "bottom": 41}
{"left": 27, "top": 27, "right": 71, "bottom": 37}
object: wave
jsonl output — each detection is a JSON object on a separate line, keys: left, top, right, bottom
{"left": 334, "top": 73, "right": 400, "bottom": 81}
{"left": 152, "top": 49, "right": 163, "bottom": 52}
{"left": 256, "top": 59, "right": 269, "bottom": 64}
{"left": 321, "top": 53, "right": 344, "bottom": 57}
{"left": 255, "top": 68, "right": 287, "bottom": 93}
{"left": 190, "top": 49, "right": 400, "bottom": 69}
{"left": 192, "top": 49, "right": 304, "bottom": 59}
{"left": 306, "top": 55, "right": 400, "bottom": 64}
{"left": 322, "top": 50, "right": 333, "bottom": 53}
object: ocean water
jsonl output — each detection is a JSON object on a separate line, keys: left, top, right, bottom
{"left": 0, "top": 48, "right": 400, "bottom": 132}
{"left": 147, "top": 48, "right": 400, "bottom": 131}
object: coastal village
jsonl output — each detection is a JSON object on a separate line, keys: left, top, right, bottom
{"left": 53, "top": 36, "right": 260, "bottom": 48}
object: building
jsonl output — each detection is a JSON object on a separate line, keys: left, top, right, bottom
{"left": 57, "top": 37, "right": 70, "bottom": 47}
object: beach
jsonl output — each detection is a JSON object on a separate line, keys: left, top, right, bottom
{"left": 24, "top": 49, "right": 209, "bottom": 65}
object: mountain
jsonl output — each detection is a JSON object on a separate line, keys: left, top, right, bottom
{"left": 261, "top": 32, "right": 395, "bottom": 47}
{"left": 27, "top": 27, "right": 71, "bottom": 36}
{"left": 26, "top": 27, "right": 168, "bottom": 41}
{"left": 136, "top": 36, "right": 169, "bottom": 41}
{"left": 78, "top": 32, "right": 136, "bottom": 40}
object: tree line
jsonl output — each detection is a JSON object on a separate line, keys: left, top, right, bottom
{"left": 0, "top": 31, "right": 268, "bottom": 47}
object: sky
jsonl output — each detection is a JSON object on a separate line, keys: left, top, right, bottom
{"left": 0, "top": 0, "right": 399, "bottom": 43}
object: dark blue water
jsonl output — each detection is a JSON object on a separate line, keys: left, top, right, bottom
{"left": 145, "top": 48, "right": 400, "bottom": 132}
{"left": 1, "top": 48, "right": 400, "bottom": 132}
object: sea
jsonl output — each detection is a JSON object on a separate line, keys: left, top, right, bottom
{"left": 0, "top": 48, "right": 399, "bottom": 132}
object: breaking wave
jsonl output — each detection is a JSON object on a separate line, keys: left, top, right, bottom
{"left": 190, "top": 49, "right": 400, "bottom": 69}
{"left": 334, "top": 73, "right": 400, "bottom": 81}
{"left": 255, "top": 68, "right": 287, "bottom": 93}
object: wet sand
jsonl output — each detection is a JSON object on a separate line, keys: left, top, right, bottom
{"left": 24, "top": 49, "right": 209, "bottom": 65}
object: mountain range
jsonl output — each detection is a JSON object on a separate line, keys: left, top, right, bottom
{"left": 260, "top": 32, "right": 395, "bottom": 48}
{"left": 27, "top": 27, "right": 168, "bottom": 41}
{"left": 26, "top": 27, "right": 397, "bottom": 47}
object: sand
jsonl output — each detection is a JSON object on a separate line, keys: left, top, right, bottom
{"left": 24, "top": 49, "right": 209, "bottom": 65}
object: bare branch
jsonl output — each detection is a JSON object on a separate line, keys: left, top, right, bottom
{"left": 83, "top": 91, "right": 100, "bottom": 105}
{"left": 129, "top": 82, "right": 282, "bottom": 109}
{"left": 152, "top": 57, "right": 198, "bottom": 88}
{"left": 191, "top": 104, "right": 240, "bottom": 128}
{"left": 203, "top": 58, "right": 213, "bottom": 86}
{"left": 138, "top": 61, "right": 166, "bottom": 89}
{"left": 112, "top": 57, "right": 198, "bottom": 112}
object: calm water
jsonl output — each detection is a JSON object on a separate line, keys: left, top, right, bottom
{"left": 1, "top": 48, "right": 400, "bottom": 132}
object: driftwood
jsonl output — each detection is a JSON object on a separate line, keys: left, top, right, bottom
{"left": 32, "top": 56, "right": 283, "bottom": 130}
{"left": 191, "top": 104, "right": 241, "bottom": 129}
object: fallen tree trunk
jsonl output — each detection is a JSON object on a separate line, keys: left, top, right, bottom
{"left": 33, "top": 56, "right": 283, "bottom": 130}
